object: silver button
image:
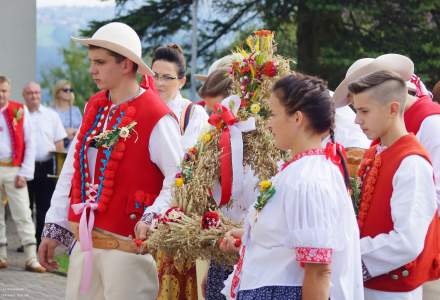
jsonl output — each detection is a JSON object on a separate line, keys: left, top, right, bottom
{"left": 130, "top": 214, "right": 137, "bottom": 220}
{"left": 402, "top": 270, "right": 410, "bottom": 277}
{"left": 391, "top": 274, "right": 399, "bottom": 280}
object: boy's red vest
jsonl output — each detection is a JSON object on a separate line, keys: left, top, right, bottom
{"left": 2, "top": 101, "right": 25, "bottom": 166}
{"left": 68, "top": 88, "right": 172, "bottom": 237}
{"left": 404, "top": 95, "right": 440, "bottom": 134}
{"left": 360, "top": 134, "right": 440, "bottom": 291}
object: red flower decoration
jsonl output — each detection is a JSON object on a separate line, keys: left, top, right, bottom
{"left": 261, "top": 61, "right": 277, "bottom": 77}
{"left": 254, "top": 29, "right": 272, "bottom": 37}
{"left": 160, "top": 207, "right": 184, "bottom": 223}
{"left": 240, "top": 65, "right": 251, "bottom": 75}
{"left": 201, "top": 211, "right": 221, "bottom": 229}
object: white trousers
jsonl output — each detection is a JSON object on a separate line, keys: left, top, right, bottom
{"left": 0, "top": 166, "right": 36, "bottom": 260}
{"left": 66, "top": 242, "right": 159, "bottom": 300}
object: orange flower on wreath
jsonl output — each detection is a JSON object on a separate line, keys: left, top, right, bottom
{"left": 254, "top": 29, "right": 272, "bottom": 37}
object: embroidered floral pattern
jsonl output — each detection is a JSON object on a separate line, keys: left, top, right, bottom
{"left": 230, "top": 246, "right": 246, "bottom": 299}
{"left": 281, "top": 148, "right": 325, "bottom": 171}
{"left": 362, "top": 260, "right": 372, "bottom": 282}
{"left": 237, "top": 286, "right": 302, "bottom": 300}
{"left": 295, "top": 247, "right": 333, "bottom": 264}
{"left": 71, "top": 96, "right": 137, "bottom": 213}
{"left": 357, "top": 146, "right": 382, "bottom": 231}
{"left": 42, "top": 223, "right": 75, "bottom": 248}
{"left": 141, "top": 211, "right": 157, "bottom": 226}
{"left": 206, "top": 262, "right": 233, "bottom": 300}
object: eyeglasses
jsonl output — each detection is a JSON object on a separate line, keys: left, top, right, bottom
{"left": 62, "top": 88, "right": 74, "bottom": 93}
{"left": 153, "top": 73, "right": 178, "bottom": 82}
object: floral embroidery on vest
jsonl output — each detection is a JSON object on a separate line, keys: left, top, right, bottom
{"left": 71, "top": 96, "right": 137, "bottom": 212}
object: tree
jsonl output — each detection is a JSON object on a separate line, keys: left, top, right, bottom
{"left": 41, "top": 41, "right": 97, "bottom": 110}
{"left": 83, "top": 0, "right": 440, "bottom": 89}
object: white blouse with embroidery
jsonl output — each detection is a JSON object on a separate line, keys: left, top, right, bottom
{"left": 223, "top": 154, "right": 364, "bottom": 300}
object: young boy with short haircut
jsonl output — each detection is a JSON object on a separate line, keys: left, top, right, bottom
{"left": 349, "top": 70, "right": 439, "bottom": 300}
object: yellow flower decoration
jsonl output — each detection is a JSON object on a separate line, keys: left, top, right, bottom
{"left": 250, "top": 103, "right": 261, "bottom": 114}
{"left": 175, "top": 177, "right": 184, "bottom": 187}
{"left": 259, "top": 180, "right": 272, "bottom": 192}
{"left": 201, "top": 132, "right": 212, "bottom": 143}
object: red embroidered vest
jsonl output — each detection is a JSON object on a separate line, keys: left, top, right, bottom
{"left": 360, "top": 134, "right": 440, "bottom": 291}
{"left": 68, "top": 88, "right": 172, "bottom": 237}
{"left": 2, "top": 101, "right": 25, "bottom": 166}
{"left": 404, "top": 95, "right": 440, "bottom": 134}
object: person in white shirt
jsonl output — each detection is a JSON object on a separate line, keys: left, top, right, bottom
{"left": 347, "top": 70, "right": 438, "bottom": 300}
{"left": 0, "top": 75, "right": 45, "bottom": 272}
{"left": 220, "top": 73, "right": 364, "bottom": 300}
{"left": 38, "top": 22, "right": 183, "bottom": 300}
{"left": 333, "top": 53, "right": 440, "bottom": 210}
{"left": 151, "top": 43, "right": 209, "bottom": 150}
{"left": 23, "top": 81, "right": 66, "bottom": 249}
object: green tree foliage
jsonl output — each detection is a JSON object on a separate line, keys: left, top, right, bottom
{"left": 84, "top": 0, "right": 440, "bottom": 89}
{"left": 41, "top": 41, "right": 97, "bottom": 110}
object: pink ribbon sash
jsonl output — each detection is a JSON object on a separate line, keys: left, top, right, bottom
{"left": 71, "top": 184, "right": 99, "bottom": 293}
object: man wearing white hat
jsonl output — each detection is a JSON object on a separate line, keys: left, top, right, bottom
{"left": 334, "top": 53, "right": 440, "bottom": 208}
{"left": 38, "top": 22, "right": 183, "bottom": 300}
{"left": 334, "top": 54, "right": 440, "bottom": 300}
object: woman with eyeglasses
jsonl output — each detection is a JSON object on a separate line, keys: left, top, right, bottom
{"left": 151, "top": 44, "right": 209, "bottom": 150}
{"left": 149, "top": 44, "right": 208, "bottom": 300}
{"left": 52, "top": 80, "right": 82, "bottom": 148}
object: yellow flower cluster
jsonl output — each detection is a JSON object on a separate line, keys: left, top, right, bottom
{"left": 259, "top": 180, "right": 272, "bottom": 192}
{"left": 201, "top": 132, "right": 212, "bottom": 144}
{"left": 250, "top": 103, "right": 261, "bottom": 114}
{"left": 175, "top": 177, "right": 184, "bottom": 187}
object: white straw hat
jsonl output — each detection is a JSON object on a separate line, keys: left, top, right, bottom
{"left": 72, "top": 22, "right": 153, "bottom": 76}
{"left": 333, "top": 54, "right": 414, "bottom": 107}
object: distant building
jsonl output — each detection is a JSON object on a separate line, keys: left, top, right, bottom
{"left": 0, "top": 1, "right": 36, "bottom": 100}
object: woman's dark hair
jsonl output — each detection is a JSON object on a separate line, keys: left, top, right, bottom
{"left": 198, "top": 68, "right": 233, "bottom": 98}
{"left": 152, "top": 44, "right": 186, "bottom": 79}
{"left": 273, "top": 73, "right": 350, "bottom": 188}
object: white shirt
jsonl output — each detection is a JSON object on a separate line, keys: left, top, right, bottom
{"left": 44, "top": 92, "right": 183, "bottom": 233}
{"left": 220, "top": 165, "right": 259, "bottom": 224}
{"left": 223, "top": 155, "right": 364, "bottom": 300}
{"left": 0, "top": 102, "right": 35, "bottom": 180}
{"left": 322, "top": 106, "right": 371, "bottom": 148}
{"left": 416, "top": 115, "right": 440, "bottom": 212}
{"left": 167, "top": 92, "right": 209, "bottom": 150}
{"left": 29, "top": 105, "right": 67, "bottom": 162}
{"left": 361, "top": 154, "right": 437, "bottom": 300}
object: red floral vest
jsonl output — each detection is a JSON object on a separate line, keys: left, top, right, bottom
{"left": 68, "top": 88, "right": 172, "bottom": 237}
{"left": 2, "top": 101, "right": 25, "bottom": 166}
{"left": 359, "top": 134, "right": 440, "bottom": 291}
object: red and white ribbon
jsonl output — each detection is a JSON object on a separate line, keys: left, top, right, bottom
{"left": 209, "top": 95, "right": 256, "bottom": 206}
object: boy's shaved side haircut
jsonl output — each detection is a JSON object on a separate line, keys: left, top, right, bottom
{"left": 348, "top": 70, "right": 408, "bottom": 114}
{"left": 0, "top": 75, "right": 11, "bottom": 85}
